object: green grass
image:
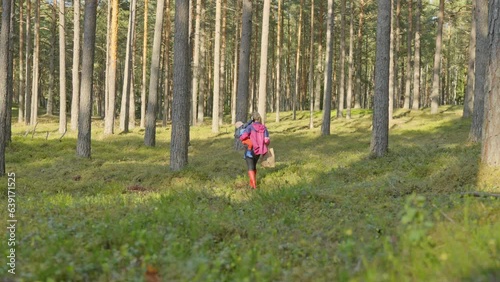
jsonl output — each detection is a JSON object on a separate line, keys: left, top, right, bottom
{"left": 1, "top": 106, "right": 499, "bottom": 281}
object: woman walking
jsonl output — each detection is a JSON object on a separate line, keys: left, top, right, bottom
{"left": 239, "top": 112, "right": 270, "bottom": 189}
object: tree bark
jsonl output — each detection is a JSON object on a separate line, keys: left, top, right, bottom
{"left": 120, "top": 0, "right": 137, "bottom": 132}
{"left": 71, "top": 0, "right": 81, "bottom": 131}
{"left": 370, "top": 0, "right": 391, "bottom": 157}
{"left": 250, "top": 3, "right": 260, "bottom": 114}
{"left": 144, "top": 0, "right": 165, "bottom": 147}
{"left": 308, "top": 0, "right": 315, "bottom": 128}
{"left": 346, "top": 6, "right": 354, "bottom": 119}
{"left": 293, "top": 0, "right": 304, "bottom": 120}
{"left": 162, "top": 0, "right": 172, "bottom": 126}
{"left": 231, "top": 2, "right": 240, "bottom": 125}
{"left": 463, "top": 0, "right": 475, "bottom": 118}
{"left": 196, "top": 4, "right": 205, "bottom": 125}
{"left": 140, "top": 0, "right": 149, "bottom": 129}
{"left": 219, "top": 0, "right": 227, "bottom": 126}
{"left": 0, "top": 0, "right": 12, "bottom": 175}
{"left": 395, "top": 0, "right": 401, "bottom": 108}
{"left": 235, "top": 0, "right": 252, "bottom": 124}
{"left": 482, "top": 0, "right": 500, "bottom": 166}
{"left": 191, "top": 0, "right": 202, "bottom": 126}
{"left": 129, "top": 28, "right": 137, "bottom": 130}
{"left": 275, "top": 0, "right": 283, "bottom": 123}
{"left": 105, "top": 0, "right": 111, "bottom": 123}
{"left": 170, "top": 0, "right": 190, "bottom": 171}
{"left": 258, "top": 0, "right": 272, "bottom": 124}
{"left": 403, "top": 0, "right": 413, "bottom": 110}
{"left": 321, "top": 0, "right": 334, "bottom": 136}
{"left": 77, "top": 0, "right": 98, "bottom": 158}
{"left": 354, "top": 0, "right": 364, "bottom": 109}
{"left": 58, "top": 0, "right": 67, "bottom": 133}
{"left": 104, "top": 0, "right": 118, "bottom": 135}
{"left": 338, "top": 0, "right": 346, "bottom": 118}
{"left": 18, "top": 0, "right": 25, "bottom": 124}
{"left": 469, "top": 0, "right": 488, "bottom": 142}
{"left": 25, "top": 0, "right": 32, "bottom": 125}
{"left": 48, "top": 2, "right": 57, "bottom": 116}
{"left": 6, "top": 0, "right": 13, "bottom": 143}
{"left": 315, "top": 0, "right": 324, "bottom": 112}
{"left": 31, "top": 0, "right": 40, "bottom": 125}
{"left": 430, "top": 0, "right": 444, "bottom": 114}
{"left": 212, "top": 0, "right": 222, "bottom": 133}
{"left": 412, "top": 0, "right": 422, "bottom": 110}
{"left": 389, "top": 0, "right": 395, "bottom": 121}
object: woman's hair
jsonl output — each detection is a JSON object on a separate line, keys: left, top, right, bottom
{"left": 252, "top": 112, "right": 262, "bottom": 122}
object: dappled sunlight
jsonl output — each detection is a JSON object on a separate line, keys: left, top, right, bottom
{"left": 476, "top": 164, "right": 500, "bottom": 192}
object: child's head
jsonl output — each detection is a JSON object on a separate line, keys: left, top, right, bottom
{"left": 252, "top": 112, "right": 262, "bottom": 122}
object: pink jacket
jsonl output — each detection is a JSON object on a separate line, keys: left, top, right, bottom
{"left": 239, "top": 122, "right": 270, "bottom": 155}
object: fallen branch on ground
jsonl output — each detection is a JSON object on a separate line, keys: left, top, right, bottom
{"left": 460, "top": 192, "right": 500, "bottom": 198}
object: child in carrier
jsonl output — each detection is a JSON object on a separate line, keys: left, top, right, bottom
{"left": 235, "top": 120, "right": 254, "bottom": 159}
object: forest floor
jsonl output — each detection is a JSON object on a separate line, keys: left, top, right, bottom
{"left": 1, "top": 106, "right": 499, "bottom": 281}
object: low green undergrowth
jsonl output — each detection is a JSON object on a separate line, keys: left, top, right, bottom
{"left": 1, "top": 106, "right": 499, "bottom": 281}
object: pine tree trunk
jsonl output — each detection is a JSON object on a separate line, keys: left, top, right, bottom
{"left": 212, "top": 0, "right": 222, "bottom": 133}
{"left": 308, "top": 0, "right": 315, "bottom": 128}
{"left": 463, "top": 1, "right": 475, "bottom": 118}
{"left": 197, "top": 4, "right": 205, "bottom": 125}
{"left": 71, "top": 0, "right": 81, "bottom": 131}
{"left": 104, "top": 0, "right": 118, "bottom": 135}
{"left": 31, "top": 0, "right": 40, "bottom": 125}
{"left": 58, "top": 0, "right": 66, "bottom": 133}
{"left": 25, "top": 0, "right": 32, "bottom": 125}
{"left": 6, "top": 0, "right": 13, "bottom": 143}
{"left": 258, "top": 0, "right": 271, "bottom": 124}
{"left": 430, "top": 0, "right": 444, "bottom": 114}
{"left": 191, "top": 0, "right": 202, "bottom": 126}
{"left": 77, "top": 0, "right": 98, "bottom": 158}
{"left": 0, "top": 0, "right": 12, "bottom": 175}
{"left": 120, "top": 0, "right": 137, "bottom": 132}
{"left": 395, "top": 0, "right": 401, "bottom": 108}
{"left": 403, "top": 0, "right": 413, "bottom": 110}
{"left": 231, "top": 2, "right": 240, "bottom": 125}
{"left": 48, "top": 3, "right": 56, "bottom": 116}
{"left": 219, "top": 0, "right": 227, "bottom": 126}
{"left": 140, "top": 0, "right": 148, "bottom": 129}
{"left": 389, "top": 0, "right": 395, "bottom": 121}
{"left": 18, "top": 0, "right": 25, "bottom": 124}
{"left": 371, "top": 0, "right": 391, "bottom": 157}
{"left": 170, "top": 0, "right": 191, "bottom": 171}
{"left": 236, "top": 0, "right": 252, "bottom": 124}
{"left": 250, "top": 4, "right": 259, "bottom": 115}
{"left": 469, "top": 0, "right": 488, "bottom": 141}
{"left": 315, "top": 0, "right": 324, "bottom": 112}
{"left": 162, "top": 0, "right": 171, "bottom": 126}
{"left": 338, "top": 0, "right": 346, "bottom": 118}
{"left": 481, "top": 0, "right": 500, "bottom": 166}
{"left": 346, "top": 7, "right": 354, "bottom": 120}
{"left": 105, "top": 1, "right": 111, "bottom": 122}
{"left": 293, "top": 0, "right": 304, "bottom": 120}
{"left": 144, "top": 0, "right": 165, "bottom": 147}
{"left": 129, "top": 30, "right": 137, "bottom": 130}
{"left": 321, "top": 0, "right": 334, "bottom": 136}
{"left": 354, "top": 0, "right": 364, "bottom": 109}
{"left": 412, "top": 0, "right": 422, "bottom": 110}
